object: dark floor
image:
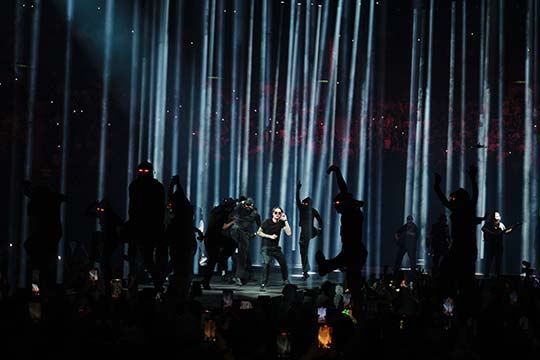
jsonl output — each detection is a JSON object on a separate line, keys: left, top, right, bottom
{"left": 189, "top": 268, "right": 345, "bottom": 307}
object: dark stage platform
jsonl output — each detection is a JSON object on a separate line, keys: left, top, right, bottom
{"left": 189, "top": 269, "right": 345, "bottom": 307}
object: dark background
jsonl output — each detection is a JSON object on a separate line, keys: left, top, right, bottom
{"left": 0, "top": 0, "right": 538, "bottom": 279}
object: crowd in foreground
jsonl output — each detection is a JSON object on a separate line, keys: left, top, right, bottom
{"left": 0, "top": 267, "right": 539, "bottom": 359}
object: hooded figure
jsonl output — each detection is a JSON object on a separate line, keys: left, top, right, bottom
{"left": 201, "top": 197, "right": 236, "bottom": 289}
{"left": 165, "top": 175, "right": 203, "bottom": 299}
{"left": 127, "top": 161, "right": 165, "bottom": 293}
{"left": 85, "top": 199, "right": 124, "bottom": 288}
{"left": 226, "top": 197, "right": 261, "bottom": 286}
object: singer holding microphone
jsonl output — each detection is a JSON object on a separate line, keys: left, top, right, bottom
{"left": 256, "top": 207, "right": 292, "bottom": 291}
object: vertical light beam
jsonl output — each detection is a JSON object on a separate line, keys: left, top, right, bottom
{"left": 57, "top": 0, "right": 74, "bottom": 284}
{"left": 357, "top": 0, "right": 376, "bottom": 203}
{"left": 341, "top": 0, "right": 362, "bottom": 179}
{"left": 303, "top": 3, "right": 325, "bottom": 198}
{"left": 241, "top": 0, "right": 255, "bottom": 195}
{"left": 126, "top": 0, "right": 141, "bottom": 278}
{"left": 212, "top": 0, "right": 224, "bottom": 204}
{"left": 459, "top": 0, "right": 467, "bottom": 187}
{"left": 316, "top": 0, "right": 343, "bottom": 258}
{"left": 97, "top": 0, "right": 115, "bottom": 201}
{"left": 374, "top": 0, "right": 389, "bottom": 275}
{"left": 228, "top": 0, "right": 239, "bottom": 196}
{"left": 18, "top": 0, "right": 42, "bottom": 287}
{"left": 420, "top": 0, "right": 435, "bottom": 270}
{"left": 196, "top": 0, "right": 210, "bottom": 221}
{"left": 9, "top": 0, "right": 24, "bottom": 289}
{"left": 204, "top": 0, "right": 216, "bottom": 206}
{"left": 146, "top": 2, "right": 157, "bottom": 158}
{"left": 256, "top": 0, "right": 268, "bottom": 216}
{"left": 152, "top": 0, "right": 170, "bottom": 181}
{"left": 264, "top": 4, "right": 284, "bottom": 218}
{"left": 532, "top": 0, "right": 539, "bottom": 268}
{"left": 128, "top": 0, "right": 140, "bottom": 209}
{"left": 299, "top": 0, "right": 310, "bottom": 186}
{"left": 446, "top": 1, "right": 456, "bottom": 199}
{"left": 403, "top": 4, "right": 420, "bottom": 221}
{"left": 278, "top": 0, "right": 298, "bottom": 208}
{"left": 411, "top": 6, "right": 425, "bottom": 237}
{"left": 497, "top": 0, "right": 504, "bottom": 215}
{"left": 137, "top": 7, "right": 149, "bottom": 162}
{"left": 522, "top": 0, "right": 534, "bottom": 263}
{"left": 477, "top": 0, "right": 491, "bottom": 264}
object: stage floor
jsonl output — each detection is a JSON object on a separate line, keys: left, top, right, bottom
{"left": 134, "top": 265, "right": 527, "bottom": 310}
{"left": 160, "top": 268, "right": 347, "bottom": 309}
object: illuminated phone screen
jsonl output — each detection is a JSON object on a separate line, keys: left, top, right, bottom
{"left": 317, "top": 324, "right": 332, "bottom": 349}
{"left": 317, "top": 307, "right": 327, "bottom": 323}
{"left": 89, "top": 269, "right": 98, "bottom": 281}
{"left": 201, "top": 310, "right": 216, "bottom": 342}
{"left": 343, "top": 293, "right": 352, "bottom": 308}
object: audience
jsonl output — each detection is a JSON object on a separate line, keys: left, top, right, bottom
{"left": 0, "top": 259, "right": 539, "bottom": 359}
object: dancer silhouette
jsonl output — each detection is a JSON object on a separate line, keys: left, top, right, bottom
{"left": 296, "top": 181, "right": 323, "bottom": 280}
{"left": 23, "top": 180, "right": 66, "bottom": 296}
{"left": 316, "top": 165, "right": 367, "bottom": 319}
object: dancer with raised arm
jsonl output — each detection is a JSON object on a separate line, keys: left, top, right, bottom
{"left": 316, "top": 165, "right": 367, "bottom": 319}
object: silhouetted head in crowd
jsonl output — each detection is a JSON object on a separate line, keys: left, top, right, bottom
{"left": 220, "top": 197, "right": 236, "bottom": 211}
{"left": 333, "top": 192, "right": 363, "bottom": 214}
{"left": 136, "top": 161, "right": 154, "bottom": 179}
{"left": 448, "top": 187, "right": 471, "bottom": 210}
{"left": 302, "top": 197, "right": 312, "bottom": 207}
{"left": 242, "top": 197, "right": 254, "bottom": 210}
{"left": 237, "top": 195, "right": 247, "bottom": 203}
{"left": 282, "top": 283, "right": 298, "bottom": 305}
{"left": 316, "top": 280, "right": 336, "bottom": 307}
{"left": 95, "top": 200, "right": 111, "bottom": 214}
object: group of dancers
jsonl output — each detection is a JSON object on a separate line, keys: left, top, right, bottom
{"left": 200, "top": 181, "right": 323, "bottom": 291}
{"left": 121, "top": 161, "right": 363, "bottom": 306}
{"left": 23, "top": 159, "right": 523, "bottom": 319}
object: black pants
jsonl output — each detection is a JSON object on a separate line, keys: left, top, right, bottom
{"left": 261, "top": 246, "right": 288, "bottom": 285}
{"left": 203, "top": 236, "right": 234, "bottom": 285}
{"left": 430, "top": 248, "right": 448, "bottom": 275}
{"left": 322, "top": 244, "right": 367, "bottom": 274}
{"left": 129, "top": 224, "right": 165, "bottom": 292}
{"left": 203, "top": 242, "right": 220, "bottom": 285}
{"left": 28, "top": 255, "right": 57, "bottom": 297}
{"left": 299, "top": 227, "right": 319, "bottom": 273}
{"left": 169, "top": 240, "right": 196, "bottom": 300}
{"left": 24, "top": 238, "right": 58, "bottom": 297}
{"left": 232, "top": 230, "right": 252, "bottom": 283}
{"left": 484, "top": 240, "right": 503, "bottom": 277}
{"left": 393, "top": 240, "right": 417, "bottom": 272}
{"left": 217, "top": 237, "right": 235, "bottom": 273}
